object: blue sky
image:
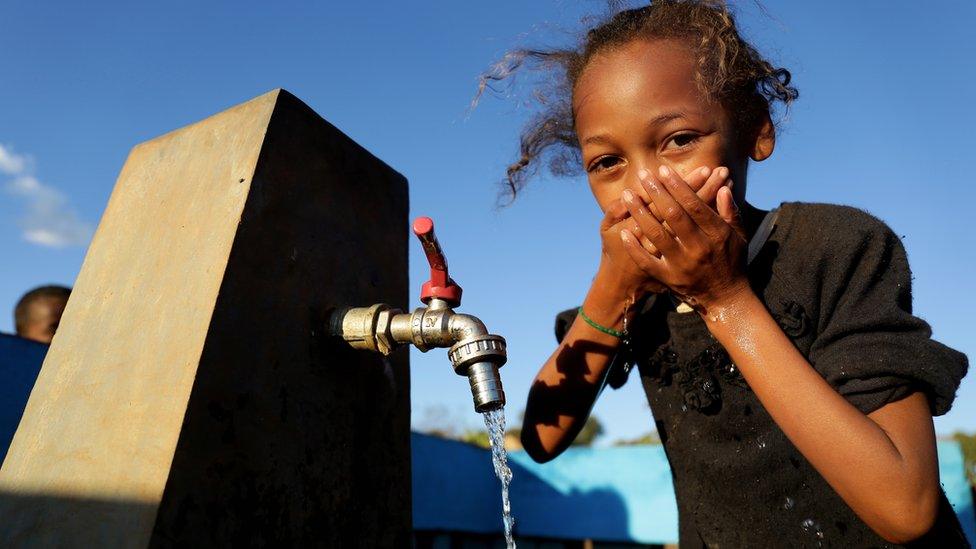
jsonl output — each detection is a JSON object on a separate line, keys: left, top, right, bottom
{"left": 1, "top": 1, "right": 973, "bottom": 443}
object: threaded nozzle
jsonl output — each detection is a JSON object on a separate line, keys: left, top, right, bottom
{"left": 467, "top": 361, "right": 506, "bottom": 413}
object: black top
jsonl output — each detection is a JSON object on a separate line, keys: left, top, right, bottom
{"left": 555, "top": 202, "right": 970, "bottom": 548}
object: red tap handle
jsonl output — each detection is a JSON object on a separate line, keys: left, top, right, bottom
{"left": 413, "top": 217, "right": 463, "bottom": 307}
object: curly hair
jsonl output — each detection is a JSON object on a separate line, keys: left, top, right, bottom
{"left": 476, "top": 0, "right": 799, "bottom": 202}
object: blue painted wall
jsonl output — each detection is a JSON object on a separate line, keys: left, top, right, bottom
{"left": 412, "top": 433, "right": 975, "bottom": 545}
{"left": 0, "top": 333, "right": 47, "bottom": 463}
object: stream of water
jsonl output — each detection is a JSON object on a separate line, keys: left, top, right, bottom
{"left": 483, "top": 407, "right": 515, "bottom": 549}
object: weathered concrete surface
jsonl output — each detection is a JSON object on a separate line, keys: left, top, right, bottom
{"left": 0, "top": 89, "right": 411, "bottom": 547}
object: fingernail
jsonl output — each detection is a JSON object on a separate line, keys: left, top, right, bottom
{"left": 718, "top": 167, "right": 729, "bottom": 179}
{"left": 637, "top": 168, "right": 649, "bottom": 180}
{"left": 622, "top": 189, "right": 634, "bottom": 202}
{"left": 722, "top": 187, "right": 739, "bottom": 208}
{"left": 700, "top": 166, "right": 710, "bottom": 176}
{"left": 620, "top": 229, "right": 632, "bottom": 242}
{"left": 658, "top": 165, "right": 670, "bottom": 178}
{"left": 727, "top": 179, "right": 734, "bottom": 189}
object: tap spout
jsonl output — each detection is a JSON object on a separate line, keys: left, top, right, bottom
{"left": 329, "top": 300, "right": 506, "bottom": 413}
{"left": 445, "top": 313, "right": 506, "bottom": 412}
{"left": 329, "top": 217, "right": 506, "bottom": 414}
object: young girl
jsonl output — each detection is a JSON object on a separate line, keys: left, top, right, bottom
{"left": 484, "top": 2, "right": 970, "bottom": 546}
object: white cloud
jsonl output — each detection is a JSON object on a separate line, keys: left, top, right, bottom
{"left": 24, "top": 229, "right": 74, "bottom": 247}
{"left": 0, "top": 144, "right": 30, "bottom": 175}
{"left": 1, "top": 145, "right": 94, "bottom": 248}
{"left": 7, "top": 174, "right": 43, "bottom": 194}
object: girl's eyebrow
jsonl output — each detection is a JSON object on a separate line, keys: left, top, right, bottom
{"left": 581, "top": 110, "right": 688, "bottom": 146}
{"left": 582, "top": 133, "right": 615, "bottom": 146}
{"left": 647, "top": 111, "right": 687, "bottom": 128}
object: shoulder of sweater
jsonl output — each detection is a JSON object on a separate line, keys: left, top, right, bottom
{"left": 764, "top": 202, "right": 907, "bottom": 303}
{"left": 776, "top": 201, "right": 900, "bottom": 260}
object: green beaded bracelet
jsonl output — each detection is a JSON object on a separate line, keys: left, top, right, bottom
{"left": 578, "top": 306, "right": 626, "bottom": 339}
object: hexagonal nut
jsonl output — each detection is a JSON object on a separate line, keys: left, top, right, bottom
{"left": 374, "top": 306, "right": 402, "bottom": 356}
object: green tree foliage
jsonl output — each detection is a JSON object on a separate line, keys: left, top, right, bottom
{"left": 613, "top": 432, "right": 662, "bottom": 446}
{"left": 951, "top": 431, "right": 976, "bottom": 487}
{"left": 571, "top": 416, "right": 605, "bottom": 446}
{"left": 460, "top": 430, "right": 491, "bottom": 448}
{"left": 418, "top": 407, "right": 526, "bottom": 450}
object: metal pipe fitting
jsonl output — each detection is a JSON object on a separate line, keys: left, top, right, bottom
{"left": 328, "top": 216, "right": 507, "bottom": 414}
{"left": 329, "top": 304, "right": 506, "bottom": 413}
{"left": 447, "top": 332, "right": 506, "bottom": 412}
{"left": 328, "top": 304, "right": 401, "bottom": 356}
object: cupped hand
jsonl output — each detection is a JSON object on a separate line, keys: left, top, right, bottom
{"left": 600, "top": 199, "right": 663, "bottom": 296}
{"left": 600, "top": 166, "right": 732, "bottom": 298}
{"left": 619, "top": 165, "right": 750, "bottom": 312}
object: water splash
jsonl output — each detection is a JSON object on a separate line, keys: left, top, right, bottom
{"left": 483, "top": 408, "right": 515, "bottom": 548}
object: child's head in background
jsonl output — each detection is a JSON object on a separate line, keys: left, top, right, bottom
{"left": 14, "top": 285, "right": 71, "bottom": 344}
{"left": 482, "top": 1, "right": 798, "bottom": 211}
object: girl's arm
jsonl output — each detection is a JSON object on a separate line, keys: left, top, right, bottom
{"left": 522, "top": 193, "right": 650, "bottom": 462}
{"left": 620, "top": 166, "right": 941, "bottom": 544}
{"left": 523, "top": 167, "right": 731, "bottom": 462}
{"left": 701, "top": 288, "right": 939, "bottom": 544}
{"left": 520, "top": 261, "right": 636, "bottom": 462}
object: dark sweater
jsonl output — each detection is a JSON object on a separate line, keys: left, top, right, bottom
{"left": 555, "top": 202, "right": 970, "bottom": 548}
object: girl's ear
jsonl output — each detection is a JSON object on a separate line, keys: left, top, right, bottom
{"left": 750, "top": 112, "right": 776, "bottom": 162}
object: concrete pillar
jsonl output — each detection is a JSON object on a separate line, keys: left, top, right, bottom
{"left": 0, "top": 89, "right": 411, "bottom": 547}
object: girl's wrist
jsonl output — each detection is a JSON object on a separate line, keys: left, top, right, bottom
{"left": 582, "top": 263, "right": 643, "bottom": 332}
{"left": 595, "top": 260, "right": 644, "bottom": 301}
{"left": 699, "top": 280, "right": 757, "bottom": 324}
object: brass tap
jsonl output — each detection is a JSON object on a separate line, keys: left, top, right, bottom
{"left": 328, "top": 218, "right": 506, "bottom": 413}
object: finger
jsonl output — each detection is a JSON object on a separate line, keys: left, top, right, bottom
{"left": 717, "top": 186, "right": 747, "bottom": 240}
{"left": 684, "top": 165, "right": 712, "bottom": 194}
{"left": 620, "top": 228, "right": 667, "bottom": 277}
{"left": 600, "top": 199, "right": 629, "bottom": 231}
{"left": 640, "top": 235, "right": 660, "bottom": 257}
{"left": 608, "top": 217, "right": 658, "bottom": 254}
{"left": 630, "top": 225, "right": 661, "bottom": 256}
{"left": 633, "top": 166, "right": 709, "bottom": 205}
{"left": 632, "top": 169, "right": 663, "bottom": 222}
{"left": 626, "top": 217, "right": 661, "bottom": 257}
{"left": 641, "top": 166, "right": 722, "bottom": 233}
{"left": 635, "top": 170, "right": 675, "bottom": 236}
{"left": 657, "top": 165, "right": 726, "bottom": 240}
{"left": 696, "top": 166, "right": 731, "bottom": 207}
{"left": 610, "top": 216, "right": 640, "bottom": 236}
{"left": 622, "top": 188, "right": 680, "bottom": 256}
{"left": 642, "top": 167, "right": 705, "bottom": 246}
{"left": 632, "top": 175, "right": 652, "bottom": 204}
{"left": 622, "top": 219, "right": 661, "bottom": 256}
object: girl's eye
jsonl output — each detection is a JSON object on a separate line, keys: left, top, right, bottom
{"left": 664, "top": 133, "right": 700, "bottom": 150}
{"left": 588, "top": 155, "right": 623, "bottom": 173}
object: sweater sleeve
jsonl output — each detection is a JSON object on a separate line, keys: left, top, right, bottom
{"left": 803, "top": 207, "right": 968, "bottom": 416}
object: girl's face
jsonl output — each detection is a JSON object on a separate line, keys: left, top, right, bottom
{"left": 574, "top": 39, "right": 754, "bottom": 213}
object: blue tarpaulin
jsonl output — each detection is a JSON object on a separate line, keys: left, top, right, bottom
{"left": 0, "top": 333, "right": 47, "bottom": 463}
{"left": 411, "top": 432, "right": 976, "bottom": 544}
